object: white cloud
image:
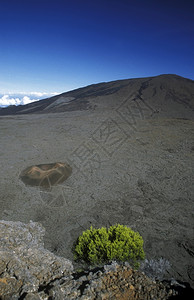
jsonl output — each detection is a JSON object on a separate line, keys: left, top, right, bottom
{"left": 0, "top": 92, "right": 59, "bottom": 107}
{"left": 7, "top": 91, "right": 58, "bottom": 97}
{"left": 22, "top": 96, "right": 37, "bottom": 105}
{"left": 28, "top": 92, "right": 58, "bottom": 97}
{"left": 0, "top": 95, "right": 38, "bottom": 107}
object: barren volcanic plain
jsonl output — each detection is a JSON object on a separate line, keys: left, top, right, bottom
{"left": 0, "top": 74, "right": 194, "bottom": 286}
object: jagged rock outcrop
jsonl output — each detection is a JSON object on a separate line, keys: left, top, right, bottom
{"left": 0, "top": 220, "right": 73, "bottom": 299}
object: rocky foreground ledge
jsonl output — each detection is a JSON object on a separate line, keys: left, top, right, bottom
{"left": 0, "top": 220, "right": 193, "bottom": 300}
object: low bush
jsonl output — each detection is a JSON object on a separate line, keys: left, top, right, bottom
{"left": 140, "top": 258, "right": 171, "bottom": 280}
{"left": 73, "top": 224, "right": 145, "bottom": 266}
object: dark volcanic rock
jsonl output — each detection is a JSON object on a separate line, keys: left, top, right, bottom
{"left": 0, "top": 220, "right": 73, "bottom": 299}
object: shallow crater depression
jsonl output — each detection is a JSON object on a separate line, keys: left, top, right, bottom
{"left": 19, "top": 162, "right": 72, "bottom": 188}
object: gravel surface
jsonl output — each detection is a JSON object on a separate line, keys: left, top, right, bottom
{"left": 0, "top": 75, "right": 194, "bottom": 288}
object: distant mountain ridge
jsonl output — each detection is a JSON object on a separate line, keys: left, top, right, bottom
{"left": 0, "top": 74, "right": 193, "bottom": 115}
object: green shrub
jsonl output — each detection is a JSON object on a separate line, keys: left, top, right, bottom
{"left": 73, "top": 224, "right": 145, "bottom": 265}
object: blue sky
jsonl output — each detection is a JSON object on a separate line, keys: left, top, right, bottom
{"left": 0, "top": 0, "right": 194, "bottom": 106}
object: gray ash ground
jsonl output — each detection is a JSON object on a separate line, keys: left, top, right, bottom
{"left": 0, "top": 75, "right": 194, "bottom": 292}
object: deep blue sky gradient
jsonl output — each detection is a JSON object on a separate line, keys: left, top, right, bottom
{"left": 0, "top": 0, "right": 194, "bottom": 94}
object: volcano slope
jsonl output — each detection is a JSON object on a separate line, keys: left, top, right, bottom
{"left": 0, "top": 74, "right": 194, "bottom": 287}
